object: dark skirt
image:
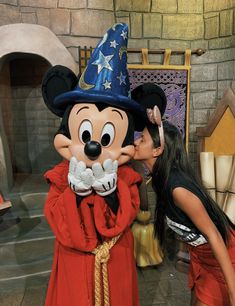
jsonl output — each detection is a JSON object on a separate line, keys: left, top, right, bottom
{"left": 188, "top": 229, "right": 235, "bottom": 306}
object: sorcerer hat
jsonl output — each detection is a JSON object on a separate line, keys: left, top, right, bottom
{"left": 42, "top": 23, "right": 145, "bottom": 124}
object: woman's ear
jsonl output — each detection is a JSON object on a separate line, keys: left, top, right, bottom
{"left": 152, "top": 146, "right": 164, "bottom": 158}
{"left": 54, "top": 134, "right": 72, "bottom": 161}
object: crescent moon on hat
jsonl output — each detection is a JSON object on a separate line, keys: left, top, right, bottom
{"left": 79, "top": 67, "right": 95, "bottom": 90}
{"left": 112, "top": 23, "right": 124, "bottom": 31}
{"left": 97, "top": 32, "right": 108, "bottom": 48}
{"left": 119, "top": 46, "right": 127, "bottom": 60}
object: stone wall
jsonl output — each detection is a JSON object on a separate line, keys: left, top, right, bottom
{"left": 0, "top": 61, "right": 13, "bottom": 191}
{"left": 0, "top": 0, "right": 235, "bottom": 169}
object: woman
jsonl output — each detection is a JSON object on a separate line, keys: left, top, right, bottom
{"left": 132, "top": 85, "right": 235, "bottom": 306}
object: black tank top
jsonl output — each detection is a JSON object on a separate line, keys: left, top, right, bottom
{"left": 164, "top": 169, "right": 208, "bottom": 246}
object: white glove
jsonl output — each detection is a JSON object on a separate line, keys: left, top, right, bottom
{"left": 68, "top": 157, "right": 95, "bottom": 196}
{"left": 92, "top": 159, "right": 118, "bottom": 196}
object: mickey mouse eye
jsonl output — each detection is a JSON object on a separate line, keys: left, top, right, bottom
{"left": 79, "top": 120, "right": 92, "bottom": 144}
{"left": 100, "top": 123, "right": 115, "bottom": 147}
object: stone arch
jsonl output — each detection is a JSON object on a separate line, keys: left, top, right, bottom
{"left": 0, "top": 24, "right": 78, "bottom": 194}
{"left": 0, "top": 23, "right": 78, "bottom": 73}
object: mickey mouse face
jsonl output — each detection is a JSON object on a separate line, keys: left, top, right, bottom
{"left": 54, "top": 103, "right": 135, "bottom": 167}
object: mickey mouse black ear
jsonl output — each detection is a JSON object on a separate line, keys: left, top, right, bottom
{"left": 131, "top": 83, "right": 167, "bottom": 131}
{"left": 131, "top": 83, "right": 167, "bottom": 116}
{"left": 41, "top": 65, "right": 78, "bottom": 117}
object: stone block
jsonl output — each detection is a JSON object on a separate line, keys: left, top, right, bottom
{"left": 148, "top": 53, "right": 164, "bottom": 64}
{"left": 208, "top": 108, "right": 218, "bottom": 120}
{"left": 192, "top": 91, "right": 216, "bottom": 109}
{"left": 162, "top": 15, "right": 204, "bottom": 40}
{"left": 12, "top": 86, "right": 33, "bottom": 98}
{"left": 178, "top": 0, "right": 203, "bottom": 14}
{"left": 152, "top": 0, "right": 177, "bottom": 13}
{"left": 0, "top": 0, "right": 17, "bottom": 5}
{"left": 36, "top": 9, "right": 50, "bottom": 28}
{"left": 193, "top": 109, "right": 210, "bottom": 124}
{"left": 190, "top": 81, "right": 217, "bottom": 93}
{"left": 232, "top": 80, "right": 235, "bottom": 92}
{"left": 190, "top": 39, "right": 208, "bottom": 51}
{"left": 234, "top": 9, "right": 235, "bottom": 34}
{"left": 50, "top": 8, "right": 70, "bottom": 35}
{"left": 115, "top": 0, "right": 150, "bottom": 12}
{"left": 128, "top": 38, "right": 148, "bottom": 48}
{"left": 204, "top": 12, "right": 219, "bottom": 18}
{"left": 204, "top": 0, "right": 235, "bottom": 12}
{"left": 71, "top": 10, "right": 115, "bottom": 37}
{"left": 130, "top": 13, "right": 142, "bottom": 38}
{"left": 58, "top": 35, "right": 99, "bottom": 48}
{"left": 19, "top": 0, "right": 57, "bottom": 8}
{"left": 27, "top": 119, "right": 54, "bottom": 127}
{"left": 67, "top": 47, "right": 79, "bottom": 62}
{"left": 220, "top": 10, "right": 233, "bottom": 36}
{"left": 115, "top": 11, "right": 130, "bottom": 17}
{"left": 127, "top": 53, "right": 142, "bottom": 64}
{"left": 132, "top": 0, "right": 151, "bottom": 12}
{"left": 0, "top": 4, "right": 20, "bottom": 26}
{"left": 191, "top": 64, "right": 217, "bottom": 81}
{"left": 218, "top": 61, "right": 234, "bottom": 80}
{"left": 218, "top": 80, "right": 234, "bottom": 99}
{"left": 58, "top": 0, "right": 86, "bottom": 9}
{"left": 169, "top": 54, "right": 185, "bottom": 65}
{"left": 189, "top": 124, "right": 199, "bottom": 141}
{"left": 116, "top": 16, "right": 129, "bottom": 28}
{"left": 209, "top": 36, "right": 235, "bottom": 49}
{"left": 20, "top": 7, "right": 37, "bottom": 12}
{"left": 143, "top": 13, "right": 161, "bottom": 38}
{"left": 149, "top": 39, "right": 190, "bottom": 50}
{"left": 115, "top": 0, "right": 132, "bottom": 11}
{"left": 191, "top": 48, "right": 234, "bottom": 64}
{"left": 205, "top": 16, "right": 219, "bottom": 39}
{"left": 21, "top": 12, "right": 37, "bottom": 24}
{"left": 88, "top": 0, "right": 113, "bottom": 10}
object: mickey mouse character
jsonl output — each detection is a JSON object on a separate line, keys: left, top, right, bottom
{"left": 42, "top": 24, "right": 145, "bottom": 306}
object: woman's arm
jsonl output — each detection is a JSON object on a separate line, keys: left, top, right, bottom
{"left": 173, "top": 187, "right": 235, "bottom": 305}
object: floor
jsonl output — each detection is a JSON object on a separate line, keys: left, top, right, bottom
{"left": 0, "top": 173, "right": 191, "bottom": 306}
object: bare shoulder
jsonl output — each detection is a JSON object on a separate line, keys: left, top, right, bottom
{"left": 172, "top": 187, "right": 207, "bottom": 217}
{"left": 172, "top": 187, "right": 200, "bottom": 205}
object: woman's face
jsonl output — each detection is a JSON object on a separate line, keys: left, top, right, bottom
{"left": 134, "top": 127, "right": 155, "bottom": 162}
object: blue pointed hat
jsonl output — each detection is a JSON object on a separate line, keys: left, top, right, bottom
{"left": 53, "top": 23, "right": 144, "bottom": 116}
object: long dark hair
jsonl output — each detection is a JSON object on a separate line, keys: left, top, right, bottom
{"left": 148, "top": 120, "right": 234, "bottom": 246}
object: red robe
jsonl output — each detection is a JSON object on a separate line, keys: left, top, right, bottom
{"left": 44, "top": 160, "right": 142, "bottom": 306}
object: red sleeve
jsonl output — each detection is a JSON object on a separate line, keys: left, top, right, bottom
{"left": 44, "top": 184, "right": 98, "bottom": 251}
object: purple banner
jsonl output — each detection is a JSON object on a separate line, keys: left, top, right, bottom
{"left": 129, "top": 69, "right": 188, "bottom": 140}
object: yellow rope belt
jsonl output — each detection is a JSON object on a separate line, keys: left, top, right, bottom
{"left": 91, "top": 235, "right": 121, "bottom": 306}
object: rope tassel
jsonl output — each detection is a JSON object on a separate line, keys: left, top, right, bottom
{"left": 91, "top": 235, "right": 121, "bottom": 306}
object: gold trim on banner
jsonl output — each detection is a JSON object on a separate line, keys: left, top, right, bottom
{"left": 141, "top": 48, "right": 149, "bottom": 65}
{"left": 184, "top": 49, "right": 191, "bottom": 66}
{"left": 163, "top": 48, "right": 172, "bottom": 66}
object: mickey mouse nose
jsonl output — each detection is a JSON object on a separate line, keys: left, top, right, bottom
{"left": 84, "top": 141, "right": 102, "bottom": 160}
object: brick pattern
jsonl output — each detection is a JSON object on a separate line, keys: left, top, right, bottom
{"left": 0, "top": 0, "right": 234, "bottom": 171}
